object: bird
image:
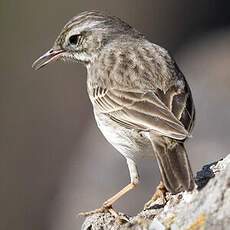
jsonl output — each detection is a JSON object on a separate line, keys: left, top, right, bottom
{"left": 32, "top": 11, "right": 195, "bottom": 216}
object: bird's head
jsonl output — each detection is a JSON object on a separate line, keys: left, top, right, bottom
{"left": 32, "top": 11, "right": 139, "bottom": 70}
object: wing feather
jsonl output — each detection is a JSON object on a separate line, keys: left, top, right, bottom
{"left": 92, "top": 87, "right": 189, "bottom": 140}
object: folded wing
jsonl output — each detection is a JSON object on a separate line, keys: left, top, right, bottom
{"left": 91, "top": 87, "right": 189, "bottom": 140}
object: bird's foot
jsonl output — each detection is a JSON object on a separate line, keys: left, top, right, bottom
{"left": 79, "top": 204, "right": 129, "bottom": 224}
{"left": 78, "top": 207, "right": 105, "bottom": 217}
{"left": 144, "top": 181, "right": 167, "bottom": 210}
{"left": 78, "top": 205, "right": 112, "bottom": 217}
{"left": 79, "top": 202, "right": 120, "bottom": 216}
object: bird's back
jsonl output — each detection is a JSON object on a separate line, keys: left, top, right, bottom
{"left": 87, "top": 37, "right": 195, "bottom": 135}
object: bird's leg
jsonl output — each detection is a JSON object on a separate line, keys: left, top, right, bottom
{"left": 144, "top": 181, "right": 167, "bottom": 210}
{"left": 79, "top": 158, "right": 139, "bottom": 217}
{"left": 103, "top": 158, "right": 139, "bottom": 207}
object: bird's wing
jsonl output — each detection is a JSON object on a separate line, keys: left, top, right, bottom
{"left": 91, "top": 87, "right": 189, "bottom": 140}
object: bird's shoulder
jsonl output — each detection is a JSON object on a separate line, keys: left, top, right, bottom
{"left": 88, "top": 38, "right": 185, "bottom": 94}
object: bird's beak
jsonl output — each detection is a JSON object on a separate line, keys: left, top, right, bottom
{"left": 32, "top": 48, "right": 64, "bottom": 70}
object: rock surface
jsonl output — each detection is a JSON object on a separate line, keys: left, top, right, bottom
{"left": 81, "top": 155, "right": 230, "bottom": 230}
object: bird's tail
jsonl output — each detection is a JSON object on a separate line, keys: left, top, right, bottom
{"left": 150, "top": 134, "right": 194, "bottom": 194}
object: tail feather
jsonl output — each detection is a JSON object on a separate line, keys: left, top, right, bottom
{"left": 150, "top": 134, "right": 194, "bottom": 194}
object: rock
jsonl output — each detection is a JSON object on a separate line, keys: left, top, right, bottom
{"left": 81, "top": 155, "right": 230, "bottom": 230}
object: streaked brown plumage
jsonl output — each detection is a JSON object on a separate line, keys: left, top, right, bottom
{"left": 32, "top": 11, "right": 195, "bottom": 215}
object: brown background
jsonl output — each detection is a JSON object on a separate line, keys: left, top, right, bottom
{"left": 1, "top": 0, "right": 230, "bottom": 229}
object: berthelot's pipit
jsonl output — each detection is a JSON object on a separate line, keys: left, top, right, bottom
{"left": 33, "top": 11, "right": 195, "bottom": 215}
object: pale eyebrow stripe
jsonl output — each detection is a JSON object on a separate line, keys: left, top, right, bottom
{"left": 64, "top": 12, "right": 106, "bottom": 29}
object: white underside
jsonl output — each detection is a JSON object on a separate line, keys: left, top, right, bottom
{"left": 94, "top": 110, "right": 154, "bottom": 160}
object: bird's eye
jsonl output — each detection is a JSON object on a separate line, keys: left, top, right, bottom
{"left": 69, "top": 34, "right": 80, "bottom": 45}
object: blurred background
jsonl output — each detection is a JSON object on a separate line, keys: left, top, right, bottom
{"left": 1, "top": 0, "right": 230, "bottom": 229}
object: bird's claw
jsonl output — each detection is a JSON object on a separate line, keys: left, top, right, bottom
{"left": 144, "top": 181, "right": 167, "bottom": 210}
{"left": 78, "top": 204, "right": 119, "bottom": 217}
{"left": 78, "top": 205, "right": 128, "bottom": 223}
{"left": 78, "top": 206, "right": 110, "bottom": 216}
